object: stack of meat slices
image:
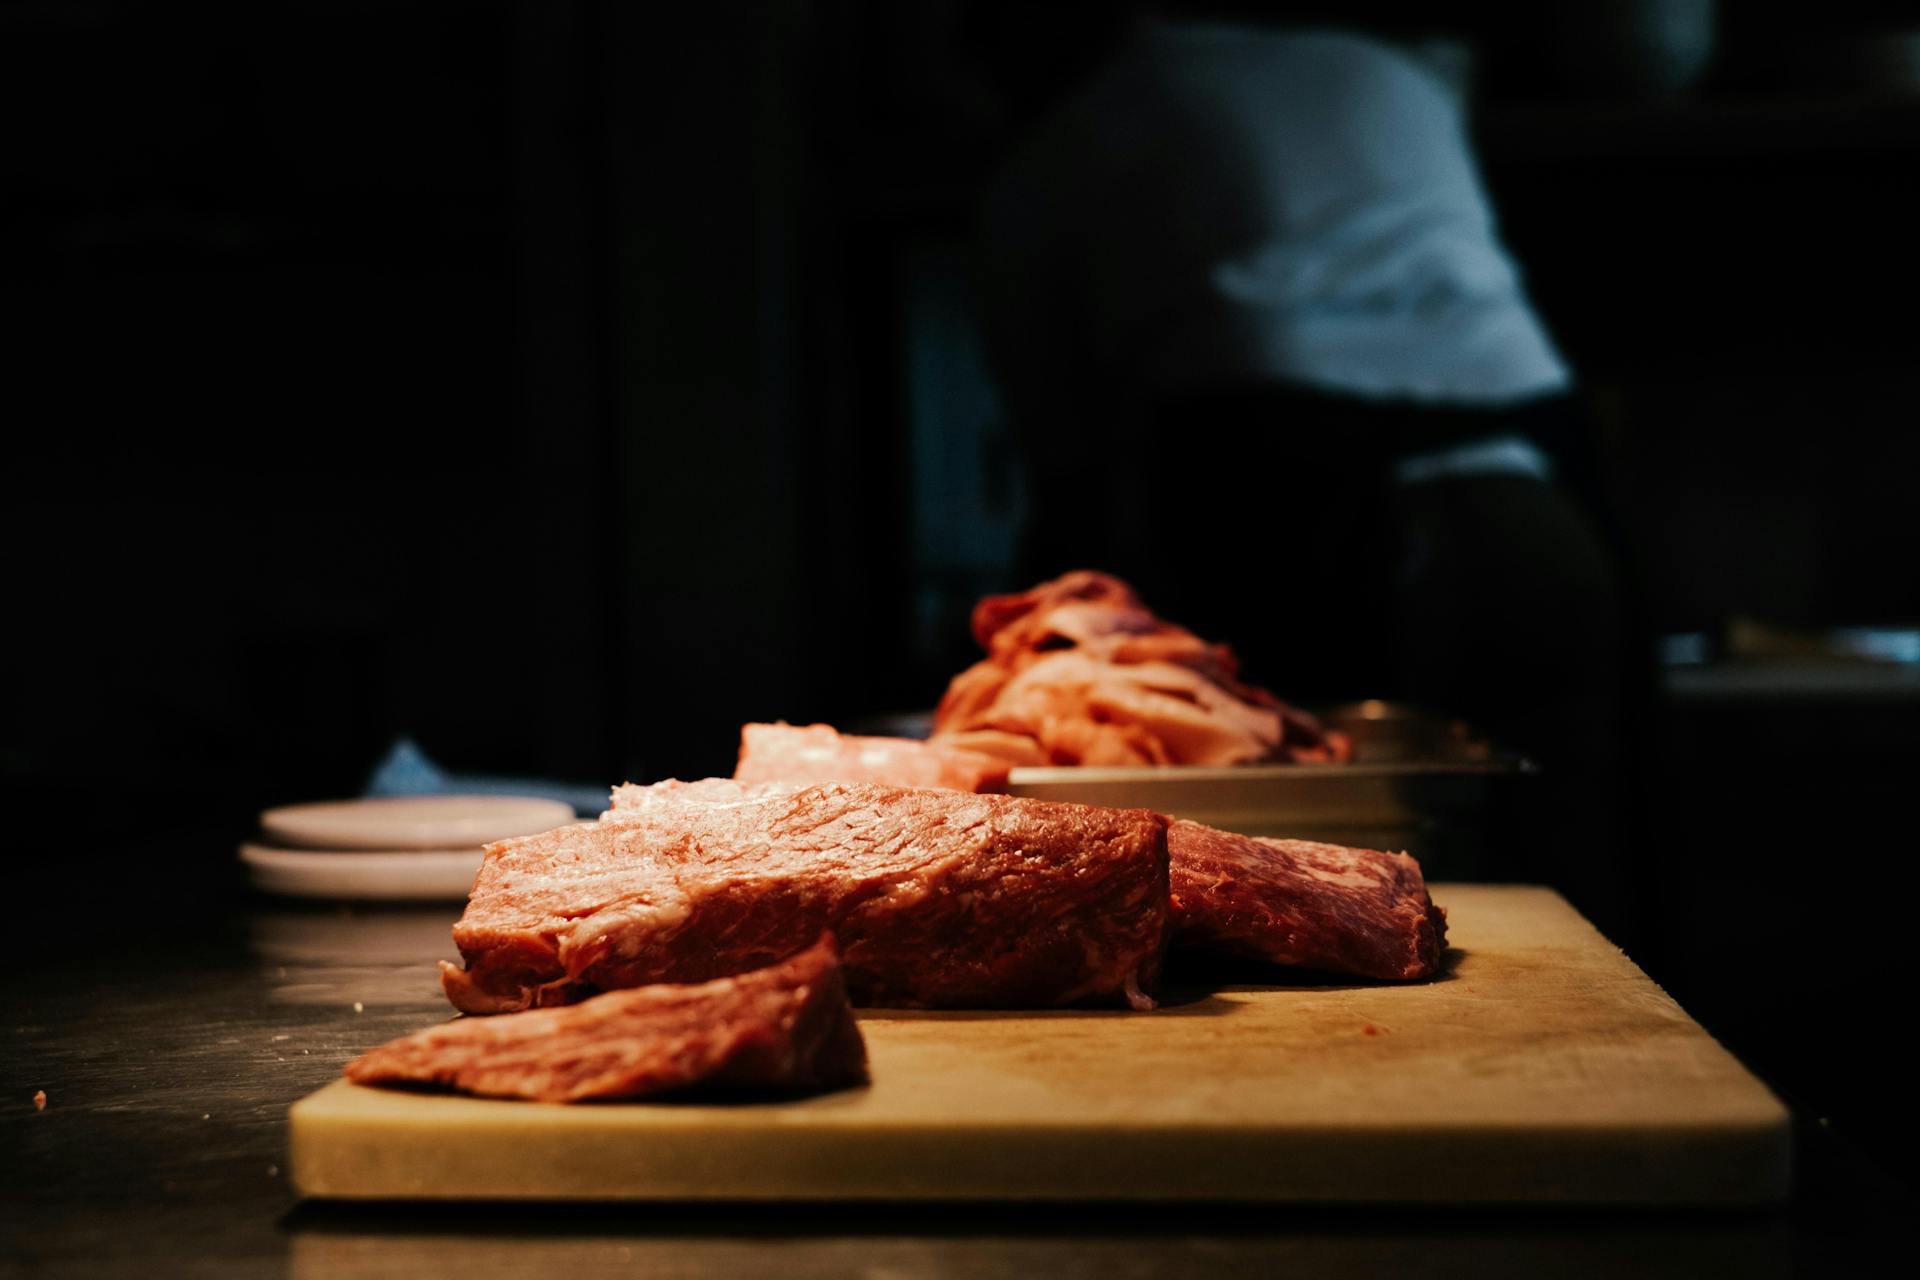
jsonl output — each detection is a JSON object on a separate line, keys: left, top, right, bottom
{"left": 930, "top": 570, "right": 1351, "bottom": 767}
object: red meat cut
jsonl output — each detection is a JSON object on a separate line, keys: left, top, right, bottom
{"left": 440, "top": 779, "right": 1170, "bottom": 1014}
{"left": 350, "top": 935, "right": 867, "bottom": 1103}
{"left": 1168, "top": 821, "right": 1447, "bottom": 980}
{"left": 734, "top": 721, "right": 1010, "bottom": 792}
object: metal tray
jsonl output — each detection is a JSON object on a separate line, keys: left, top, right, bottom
{"left": 1005, "top": 703, "right": 1535, "bottom": 877}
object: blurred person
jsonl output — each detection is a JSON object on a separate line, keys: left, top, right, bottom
{"left": 979, "top": 12, "right": 1639, "bottom": 928}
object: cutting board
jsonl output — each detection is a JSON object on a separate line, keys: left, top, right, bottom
{"left": 288, "top": 885, "right": 1790, "bottom": 1205}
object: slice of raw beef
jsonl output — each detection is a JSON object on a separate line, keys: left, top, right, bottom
{"left": 441, "top": 779, "right": 1169, "bottom": 1014}
{"left": 734, "top": 721, "right": 1010, "bottom": 792}
{"left": 350, "top": 935, "right": 867, "bottom": 1103}
{"left": 1168, "top": 821, "right": 1447, "bottom": 980}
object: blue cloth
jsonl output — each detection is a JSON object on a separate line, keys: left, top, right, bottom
{"left": 362, "top": 738, "right": 609, "bottom": 817}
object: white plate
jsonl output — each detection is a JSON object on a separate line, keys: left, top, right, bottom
{"left": 240, "top": 843, "right": 483, "bottom": 901}
{"left": 259, "top": 795, "right": 575, "bottom": 851}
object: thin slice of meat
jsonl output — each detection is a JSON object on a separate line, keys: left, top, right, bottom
{"left": 921, "top": 727, "right": 1051, "bottom": 768}
{"left": 1168, "top": 820, "right": 1448, "bottom": 980}
{"left": 441, "top": 779, "right": 1170, "bottom": 1014}
{"left": 734, "top": 721, "right": 1010, "bottom": 792}
{"left": 349, "top": 935, "right": 867, "bottom": 1103}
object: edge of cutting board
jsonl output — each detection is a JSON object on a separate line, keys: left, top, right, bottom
{"left": 290, "top": 1078, "right": 1789, "bottom": 1205}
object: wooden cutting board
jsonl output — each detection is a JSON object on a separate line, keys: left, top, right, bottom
{"left": 288, "top": 885, "right": 1790, "bottom": 1205}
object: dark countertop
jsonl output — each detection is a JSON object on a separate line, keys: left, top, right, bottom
{"left": 4, "top": 890, "right": 1911, "bottom": 1279}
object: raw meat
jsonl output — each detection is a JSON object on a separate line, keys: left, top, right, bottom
{"left": 932, "top": 570, "right": 1349, "bottom": 767}
{"left": 734, "top": 721, "right": 1010, "bottom": 792}
{"left": 1168, "top": 820, "right": 1447, "bottom": 980}
{"left": 349, "top": 935, "right": 867, "bottom": 1103}
{"left": 441, "top": 779, "right": 1170, "bottom": 1014}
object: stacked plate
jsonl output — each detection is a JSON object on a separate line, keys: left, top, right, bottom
{"left": 240, "top": 795, "right": 578, "bottom": 901}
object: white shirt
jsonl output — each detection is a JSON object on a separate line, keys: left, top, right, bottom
{"left": 983, "top": 24, "right": 1571, "bottom": 410}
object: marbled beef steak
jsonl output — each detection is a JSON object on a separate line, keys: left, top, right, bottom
{"left": 441, "top": 779, "right": 1169, "bottom": 1014}
{"left": 1168, "top": 820, "right": 1447, "bottom": 980}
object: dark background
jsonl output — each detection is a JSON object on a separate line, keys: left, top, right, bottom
{"left": 4, "top": 0, "right": 1918, "bottom": 1177}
